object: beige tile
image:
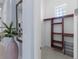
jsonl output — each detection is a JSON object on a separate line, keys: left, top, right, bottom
{"left": 41, "top": 47, "right": 73, "bottom": 59}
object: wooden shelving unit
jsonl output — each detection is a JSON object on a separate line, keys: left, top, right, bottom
{"left": 51, "top": 18, "right": 64, "bottom": 50}
{"left": 44, "top": 14, "right": 74, "bottom": 50}
{"left": 44, "top": 14, "right": 74, "bottom": 56}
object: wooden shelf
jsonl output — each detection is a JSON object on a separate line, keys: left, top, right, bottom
{"left": 52, "top": 22, "right": 62, "bottom": 25}
{"left": 44, "top": 14, "right": 74, "bottom": 21}
{"left": 52, "top": 32, "right": 62, "bottom": 35}
{"left": 64, "top": 33, "right": 73, "bottom": 37}
{"left": 51, "top": 44, "right": 62, "bottom": 50}
{"left": 52, "top": 32, "right": 73, "bottom": 37}
{"left": 52, "top": 40, "right": 62, "bottom": 44}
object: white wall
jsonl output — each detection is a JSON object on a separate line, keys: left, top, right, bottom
{"left": 10, "top": 0, "right": 16, "bottom": 27}
{"left": 42, "top": 21, "right": 51, "bottom": 47}
{"left": 43, "top": 0, "right": 77, "bottom": 18}
{"left": 2, "top": 0, "right": 16, "bottom": 27}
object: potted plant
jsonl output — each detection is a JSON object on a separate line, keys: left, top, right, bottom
{"left": 1, "top": 21, "right": 18, "bottom": 59}
{"left": 2, "top": 21, "right": 18, "bottom": 37}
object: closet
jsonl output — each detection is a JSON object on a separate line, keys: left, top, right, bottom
{"left": 44, "top": 14, "right": 74, "bottom": 57}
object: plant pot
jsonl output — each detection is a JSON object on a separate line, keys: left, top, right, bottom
{"left": 1, "top": 37, "right": 18, "bottom": 59}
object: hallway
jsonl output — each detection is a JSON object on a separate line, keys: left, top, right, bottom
{"left": 41, "top": 47, "right": 73, "bottom": 59}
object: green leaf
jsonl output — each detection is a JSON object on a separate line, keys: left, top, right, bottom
{"left": 9, "top": 22, "right": 13, "bottom": 33}
{"left": 4, "top": 30, "right": 9, "bottom": 33}
{"left": 2, "top": 21, "right": 18, "bottom": 37}
{"left": 10, "top": 22, "right": 13, "bottom": 29}
{"left": 2, "top": 22, "right": 9, "bottom": 29}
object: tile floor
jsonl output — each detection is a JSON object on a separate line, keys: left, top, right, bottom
{"left": 41, "top": 47, "right": 73, "bottom": 59}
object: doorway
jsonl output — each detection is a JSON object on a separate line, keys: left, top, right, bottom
{"left": 41, "top": 0, "right": 77, "bottom": 59}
